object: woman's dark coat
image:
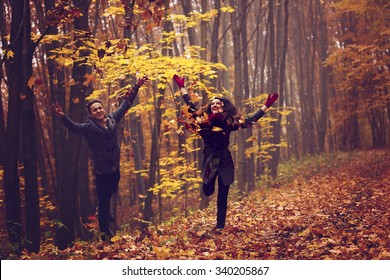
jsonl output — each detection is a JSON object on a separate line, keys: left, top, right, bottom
{"left": 182, "top": 94, "right": 266, "bottom": 186}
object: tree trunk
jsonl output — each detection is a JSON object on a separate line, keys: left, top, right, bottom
{"left": 198, "top": 0, "right": 209, "bottom": 209}
{"left": 123, "top": 0, "right": 147, "bottom": 226}
{"left": 269, "top": 0, "right": 288, "bottom": 179}
{"left": 285, "top": 62, "right": 301, "bottom": 159}
{"left": 143, "top": 87, "right": 163, "bottom": 225}
{"left": 21, "top": 0, "right": 40, "bottom": 253}
{"left": 0, "top": 0, "right": 8, "bottom": 163}
{"left": 210, "top": 0, "right": 221, "bottom": 90}
{"left": 143, "top": 0, "right": 171, "bottom": 226}
{"left": 44, "top": 0, "right": 67, "bottom": 207}
{"left": 3, "top": 0, "right": 25, "bottom": 253}
{"left": 316, "top": 0, "right": 329, "bottom": 153}
{"left": 267, "top": 0, "right": 280, "bottom": 178}
{"left": 77, "top": 137, "right": 93, "bottom": 240}
{"left": 240, "top": 0, "right": 256, "bottom": 192}
{"left": 181, "top": 0, "right": 198, "bottom": 46}
{"left": 304, "top": 0, "right": 317, "bottom": 155}
{"left": 55, "top": 0, "right": 91, "bottom": 249}
{"left": 291, "top": 1, "right": 316, "bottom": 156}
{"left": 230, "top": 0, "right": 246, "bottom": 195}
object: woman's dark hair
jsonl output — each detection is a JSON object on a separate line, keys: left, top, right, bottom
{"left": 205, "top": 97, "right": 237, "bottom": 117}
{"left": 86, "top": 99, "right": 103, "bottom": 113}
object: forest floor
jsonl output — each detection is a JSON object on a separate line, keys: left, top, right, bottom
{"left": 11, "top": 148, "right": 390, "bottom": 259}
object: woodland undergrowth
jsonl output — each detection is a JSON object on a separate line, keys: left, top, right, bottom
{"left": 6, "top": 149, "right": 390, "bottom": 260}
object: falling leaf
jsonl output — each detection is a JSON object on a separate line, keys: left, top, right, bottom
{"left": 6, "top": 50, "right": 14, "bottom": 59}
{"left": 27, "top": 77, "right": 35, "bottom": 89}
{"left": 69, "top": 79, "right": 76, "bottom": 86}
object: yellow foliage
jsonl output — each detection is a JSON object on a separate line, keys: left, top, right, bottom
{"left": 220, "top": 6, "right": 235, "bottom": 13}
{"left": 333, "top": 0, "right": 370, "bottom": 14}
{"left": 102, "top": 6, "right": 125, "bottom": 17}
{"left": 32, "top": 34, "right": 70, "bottom": 44}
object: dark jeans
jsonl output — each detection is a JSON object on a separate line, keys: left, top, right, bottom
{"left": 203, "top": 173, "right": 230, "bottom": 228}
{"left": 95, "top": 169, "right": 120, "bottom": 240}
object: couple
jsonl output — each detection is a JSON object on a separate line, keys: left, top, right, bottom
{"left": 53, "top": 75, "right": 278, "bottom": 241}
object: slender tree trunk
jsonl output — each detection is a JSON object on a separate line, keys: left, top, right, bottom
{"left": 305, "top": 0, "right": 317, "bottom": 155}
{"left": 0, "top": 0, "right": 8, "bottom": 163}
{"left": 240, "top": 0, "right": 256, "bottom": 192}
{"left": 181, "top": 0, "right": 198, "bottom": 46}
{"left": 3, "top": 0, "right": 25, "bottom": 253}
{"left": 269, "top": 0, "right": 288, "bottom": 179}
{"left": 210, "top": 0, "right": 221, "bottom": 90}
{"left": 143, "top": 86, "right": 163, "bottom": 225}
{"left": 123, "top": 0, "right": 147, "bottom": 226}
{"left": 55, "top": 0, "right": 91, "bottom": 249}
{"left": 285, "top": 61, "right": 301, "bottom": 159}
{"left": 198, "top": 0, "right": 209, "bottom": 209}
{"left": 44, "top": 0, "right": 67, "bottom": 207}
{"left": 77, "top": 137, "right": 93, "bottom": 240}
{"left": 143, "top": 0, "right": 171, "bottom": 226}
{"left": 21, "top": 0, "right": 40, "bottom": 252}
{"left": 267, "top": 0, "right": 280, "bottom": 178}
{"left": 230, "top": 0, "right": 246, "bottom": 195}
{"left": 316, "top": 0, "right": 329, "bottom": 153}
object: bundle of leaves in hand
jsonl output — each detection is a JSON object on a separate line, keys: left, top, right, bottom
{"left": 180, "top": 105, "right": 246, "bottom": 134}
{"left": 181, "top": 105, "right": 209, "bottom": 134}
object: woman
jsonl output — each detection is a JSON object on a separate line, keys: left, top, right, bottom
{"left": 173, "top": 74, "right": 278, "bottom": 229}
{"left": 52, "top": 76, "right": 148, "bottom": 241}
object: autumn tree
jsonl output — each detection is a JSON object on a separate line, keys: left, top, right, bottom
{"left": 326, "top": 0, "right": 390, "bottom": 149}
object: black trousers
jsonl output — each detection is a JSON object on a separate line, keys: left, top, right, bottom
{"left": 95, "top": 169, "right": 120, "bottom": 240}
{"left": 203, "top": 172, "right": 230, "bottom": 228}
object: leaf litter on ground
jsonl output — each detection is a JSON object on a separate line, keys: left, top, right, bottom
{"left": 20, "top": 149, "right": 390, "bottom": 260}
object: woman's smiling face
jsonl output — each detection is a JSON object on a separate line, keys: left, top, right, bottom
{"left": 210, "top": 98, "right": 223, "bottom": 114}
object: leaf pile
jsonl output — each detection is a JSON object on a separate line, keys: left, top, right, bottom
{"left": 22, "top": 149, "right": 390, "bottom": 260}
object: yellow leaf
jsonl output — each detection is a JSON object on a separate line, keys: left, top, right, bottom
{"left": 153, "top": 247, "right": 170, "bottom": 259}
{"left": 6, "top": 50, "right": 14, "bottom": 59}
{"left": 83, "top": 73, "right": 96, "bottom": 86}
{"left": 157, "top": 82, "right": 166, "bottom": 89}
{"left": 27, "top": 77, "right": 35, "bottom": 89}
{"left": 69, "top": 79, "right": 76, "bottom": 86}
{"left": 111, "top": 235, "right": 121, "bottom": 242}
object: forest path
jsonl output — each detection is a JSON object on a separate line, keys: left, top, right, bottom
{"left": 27, "top": 149, "right": 390, "bottom": 259}
{"left": 93, "top": 149, "right": 390, "bottom": 260}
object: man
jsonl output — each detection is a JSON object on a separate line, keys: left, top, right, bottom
{"left": 53, "top": 76, "right": 148, "bottom": 241}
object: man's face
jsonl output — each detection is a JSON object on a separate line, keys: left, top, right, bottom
{"left": 89, "top": 102, "right": 106, "bottom": 121}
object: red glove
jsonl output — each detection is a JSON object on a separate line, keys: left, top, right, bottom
{"left": 265, "top": 93, "right": 279, "bottom": 108}
{"left": 173, "top": 74, "right": 185, "bottom": 88}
